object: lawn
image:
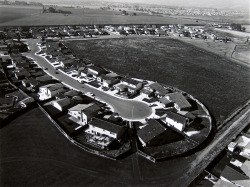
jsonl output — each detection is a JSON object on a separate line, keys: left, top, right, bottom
{"left": 65, "top": 37, "right": 250, "bottom": 124}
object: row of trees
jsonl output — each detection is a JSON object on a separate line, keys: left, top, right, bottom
{"left": 231, "top": 23, "right": 246, "bottom": 32}
{"left": 43, "top": 6, "right": 72, "bottom": 14}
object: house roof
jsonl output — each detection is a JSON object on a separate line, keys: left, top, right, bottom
{"left": 68, "top": 103, "right": 100, "bottom": 117}
{"left": 165, "top": 111, "right": 189, "bottom": 125}
{"left": 121, "top": 77, "right": 140, "bottom": 86}
{"left": 221, "top": 165, "right": 249, "bottom": 181}
{"left": 64, "top": 90, "right": 79, "bottom": 98}
{"left": 241, "top": 160, "right": 250, "bottom": 177}
{"left": 140, "top": 88, "right": 153, "bottom": 95}
{"left": 159, "top": 97, "right": 172, "bottom": 105}
{"left": 166, "top": 92, "right": 192, "bottom": 110}
{"left": 137, "top": 119, "right": 166, "bottom": 144}
{"left": 88, "top": 65, "right": 105, "bottom": 74}
{"left": 148, "top": 82, "right": 169, "bottom": 95}
{"left": 40, "top": 83, "right": 63, "bottom": 91}
{"left": 99, "top": 74, "right": 117, "bottom": 82}
{"left": 89, "top": 118, "right": 125, "bottom": 134}
{"left": 52, "top": 98, "right": 72, "bottom": 108}
{"left": 36, "top": 75, "right": 52, "bottom": 82}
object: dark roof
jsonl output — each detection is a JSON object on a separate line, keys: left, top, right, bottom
{"left": 165, "top": 111, "right": 189, "bottom": 125}
{"left": 221, "top": 165, "right": 249, "bottom": 181}
{"left": 137, "top": 119, "right": 166, "bottom": 144}
{"left": 88, "top": 65, "right": 105, "bottom": 74}
{"left": 89, "top": 118, "right": 125, "bottom": 134}
{"left": 99, "top": 74, "right": 117, "bottom": 82}
{"left": 149, "top": 82, "right": 169, "bottom": 95}
{"left": 121, "top": 77, "right": 140, "bottom": 86}
{"left": 166, "top": 93, "right": 192, "bottom": 110}
{"left": 53, "top": 98, "right": 72, "bottom": 108}
{"left": 84, "top": 103, "right": 100, "bottom": 118}
{"left": 64, "top": 90, "right": 79, "bottom": 98}
{"left": 159, "top": 97, "right": 172, "bottom": 105}
{"left": 36, "top": 75, "right": 52, "bottom": 82}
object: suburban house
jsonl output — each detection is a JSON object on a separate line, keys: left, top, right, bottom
{"left": 121, "top": 77, "right": 142, "bottom": 90}
{"left": 35, "top": 75, "right": 52, "bottom": 83}
{"left": 14, "top": 69, "right": 31, "bottom": 80}
{"left": 161, "top": 111, "right": 193, "bottom": 131}
{"left": 22, "top": 79, "right": 39, "bottom": 89}
{"left": 144, "top": 82, "right": 169, "bottom": 97}
{"left": 68, "top": 103, "right": 100, "bottom": 126}
{"left": 165, "top": 92, "right": 192, "bottom": 111}
{"left": 51, "top": 97, "right": 73, "bottom": 111}
{"left": 97, "top": 74, "right": 120, "bottom": 88}
{"left": 159, "top": 97, "right": 174, "bottom": 108}
{"left": 114, "top": 77, "right": 143, "bottom": 94}
{"left": 140, "top": 88, "right": 154, "bottom": 98}
{"left": 85, "top": 118, "right": 126, "bottom": 139}
{"left": 137, "top": 119, "right": 166, "bottom": 147}
{"left": 38, "top": 83, "right": 64, "bottom": 100}
{"left": 87, "top": 65, "right": 106, "bottom": 78}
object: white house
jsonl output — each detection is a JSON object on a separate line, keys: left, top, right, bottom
{"left": 97, "top": 74, "right": 120, "bottom": 88}
{"left": 85, "top": 118, "right": 125, "bottom": 139}
{"left": 38, "top": 83, "right": 64, "bottom": 100}
{"left": 161, "top": 111, "right": 193, "bottom": 131}
{"left": 68, "top": 103, "right": 100, "bottom": 126}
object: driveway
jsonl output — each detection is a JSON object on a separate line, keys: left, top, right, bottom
{"left": 24, "top": 39, "right": 152, "bottom": 121}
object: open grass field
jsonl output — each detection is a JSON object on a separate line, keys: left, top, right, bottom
{"left": 1, "top": 5, "right": 249, "bottom": 27}
{"left": 65, "top": 37, "right": 250, "bottom": 124}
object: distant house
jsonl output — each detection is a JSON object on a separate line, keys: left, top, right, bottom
{"left": 85, "top": 118, "right": 126, "bottom": 139}
{"left": 137, "top": 119, "right": 166, "bottom": 147}
{"left": 68, "top": 103, "right": 100, "bottom": 126}
{"left": 38, "top": 83, "right": 64, "bottom": 100}
{"left": 87, "top": 66, "right": 106, "bottom": 78}
{"left": 144, "top": 82, "right": 169, "bottom": 97}
{"left": 161, "top": 111, "right": 193, "bottom": 131}
{"left": 51, "top": 97, "right": 73, "bottom": 111}
{"left": 97, "top": 74, "right": 120, "bottom": 88}
{"left": 165, "top": 92, "right": 192, "bottom": 111}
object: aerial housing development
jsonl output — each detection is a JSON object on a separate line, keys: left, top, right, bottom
{"left": 0, "top": 1, "right": 250, "bottom": 186}
{"left": 0, "top": 27, "right": 214, "bottom": 161}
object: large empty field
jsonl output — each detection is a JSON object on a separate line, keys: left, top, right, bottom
{"left": 65, "top": 37, "right": 250, "bottom": 124}
{"left": 1, "top": 5, "right": 249, "bottom": 26}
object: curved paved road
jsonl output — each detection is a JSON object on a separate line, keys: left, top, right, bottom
{"left": 24, "top": 39, "right": 152, "bottom": 121}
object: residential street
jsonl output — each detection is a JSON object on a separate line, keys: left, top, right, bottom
{"left": 23, "top": 39, "right": 152, "bottom": 121}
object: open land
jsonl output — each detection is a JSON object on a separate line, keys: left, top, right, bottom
{"left": 65, "top": 37, "right": 250, "bottom": 124}
{"left": 1, "top": 106, "right": 248, "bottom": 186}
{"left": 0, "top": 5, "right": 250, "bottom": 26}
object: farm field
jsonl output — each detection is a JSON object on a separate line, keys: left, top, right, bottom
{"left": 65, "top": 37, "right": 250, "bottom": 124}
{"left": 1, "top": 5, "right": 249, "bottom": 27}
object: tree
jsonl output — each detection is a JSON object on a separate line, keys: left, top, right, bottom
{"left": 48, "top": 7, "right": 56, "bottom": 13}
